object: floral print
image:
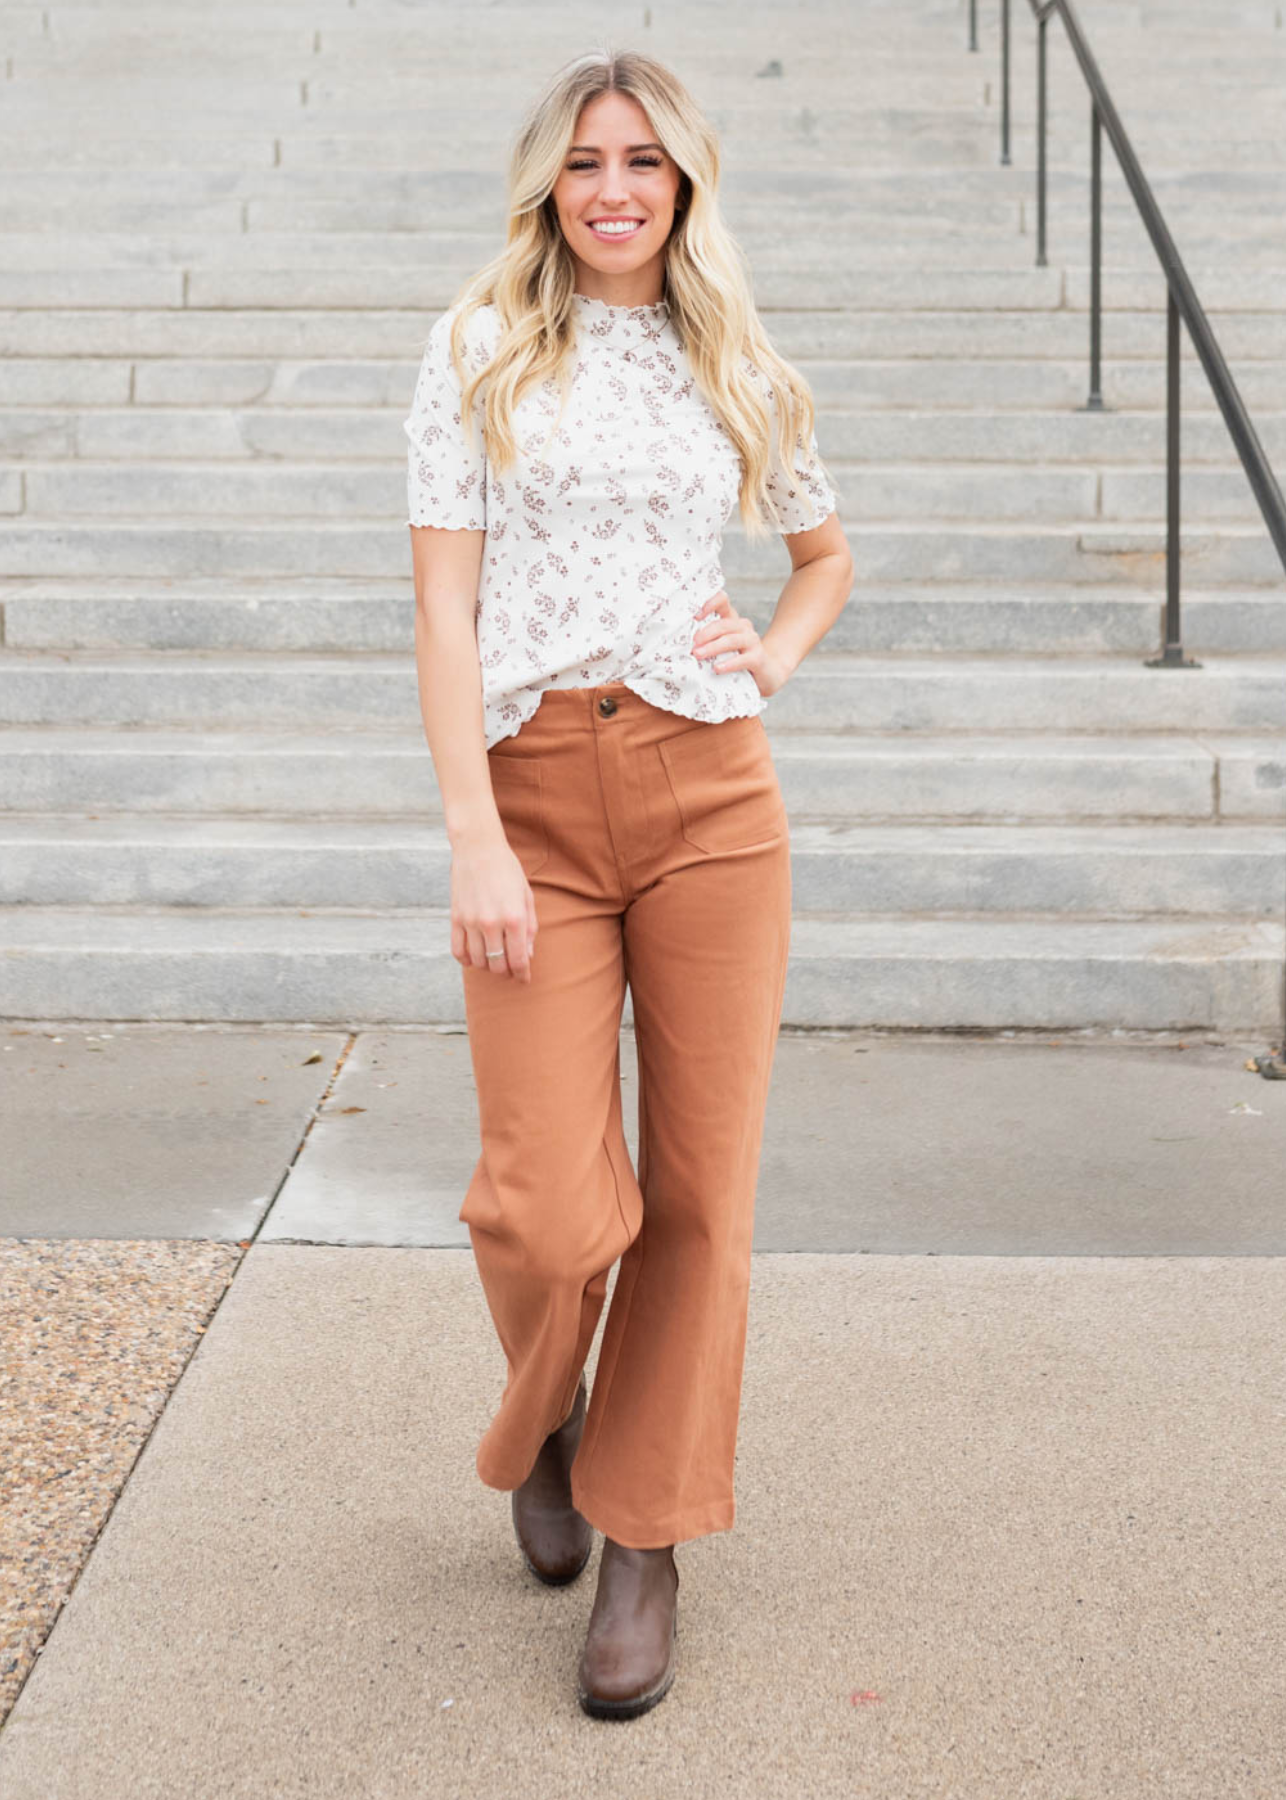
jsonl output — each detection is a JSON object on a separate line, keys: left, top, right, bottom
{"left": 404, "top": 291, "right": 838, "bottom": 747}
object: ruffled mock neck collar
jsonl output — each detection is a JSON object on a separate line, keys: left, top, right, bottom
{"left": 571, "top": 288, "right": 671, "bottom": 348}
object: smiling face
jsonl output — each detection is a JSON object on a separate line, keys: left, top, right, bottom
{"left": 550, "top": 89, "right": 684, "bottom": 305}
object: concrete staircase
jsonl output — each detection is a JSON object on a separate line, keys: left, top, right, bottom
{"left": 1, "top": 0, "right": 1283, "bottom": 1028}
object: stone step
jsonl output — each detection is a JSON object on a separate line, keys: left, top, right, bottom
{"left": 5, "top": 355, "right": 1283, "bottom": 415}
{"left": 7, "top": 201, "right": 1280, "bottom": 253}
{"left": 0, "top": 150, "right": 1274, "bottom": 195}
{"left": 0, "top": 650, "right": 1281, "bottom": 732}
{"left": 0, "top": 131, "right": 1025, "bottom": 175}
{"left": 8, "top": 456, "right": 1280, "bottom": 525}
{"left": 19, "top": 11, "right": 1270, "bottom": 64}
{"left": 0, "top": 265, "right": 1065, "bottom": 313}
{"left": 0, "top": 135, "right": 266, "bottom": 171}
{"left": 0, "top": 215, "right": 1039, "bottom": 267}
{"left": 320, "top": 132, "right": 1286, "bottom": 171}
{"left": 3, "top": 62, "right": 1279, "bottom": 121}
{"left": 0, "top": 0, "right": 952, "bottom": 21}
{"left": 1014, "top": 137, "right": 1286, "bottom": 171}
{"left": 0, "top": 725, "right": 1278, "bottom": 822}
{"left": 9, "top": 118, "right": 1286, "bottom": 170}
{"left": 5, "top": 581, "right": 1284, "bottom": 656}
{"left": 0, "top": 906, "right": 1277, "bottom": 1031}
{"left": 1, "top": 519, "right": 1280, "bottom": 583}
{"left": 5, "top": 166, "right": 1286, "bottom": 218}
{"left": 0, "top": 97, "right": 992, "bottom": 144}
{"left": 5, "top": 308, "right": 1283, "bottom": 363}
{"left": 0, "top": 263, "right": 1275, "bottom": 315}
{"left": 0, "top": 0, "right": 1279, "bottom": 1048}
{"left": 0, "top": 816, "right": 1280, "bottom": 915}
{"left": 9, "top": 407, "right": 1286, "bottom": 467}
{"left": 2, "top": 209, "right": 1282, "bottom": 273}
{"left": 0, "top": 39, "right": 990, "bottom": 84}
{"left": 3, "top": 206, "right": 1276, "bottom": 261}
{"left": 7, "top": 172, "right": 1286, "bottom": 236}
{"left": 0, "top": 42, "right": 984, "bottom": 82}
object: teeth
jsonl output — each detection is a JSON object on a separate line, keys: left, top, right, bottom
{"left": 591, "top": 220, "right": 642, "bottom": 235}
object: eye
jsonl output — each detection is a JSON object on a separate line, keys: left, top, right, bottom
{"left": 566, "top": 155, "right": 664, "bottom": 171}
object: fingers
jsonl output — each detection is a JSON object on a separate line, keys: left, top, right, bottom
{"left": 694, "top": 620, "right": 757, "bottom": 670}
{"left": 699, "top": 633, "right": 749, "bottom": 665}
{"left": 452, "top": 847, "right": 539, "bottom": 983}
{"left": 462, "top": 912, "right": 536, "bottom": 982}
{"left": 497, "top": 916, "right": 533, "bottom": 983}
{"left": 463, "top": 923, "right": 494, "bottom": 972}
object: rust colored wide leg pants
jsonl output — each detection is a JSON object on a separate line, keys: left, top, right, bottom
{"left": 458, "top": 678, "right": 792, "bottom": 1549}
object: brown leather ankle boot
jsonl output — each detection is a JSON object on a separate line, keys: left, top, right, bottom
{"left": 576, "top": 1537, "right": 679, "bottom": 1719}
{"left": 510, "top": 1374, "right": 593, "bottom": 1585}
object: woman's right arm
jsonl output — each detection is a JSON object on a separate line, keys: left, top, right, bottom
{"left": 410, "top": 523, "right": 538, "bottom": 983}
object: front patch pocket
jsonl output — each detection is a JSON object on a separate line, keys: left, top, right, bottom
{"left": 487, "top": 753, "right": 550, "bottom": 876}
{"left": 658, "top": 716, "right": 788, "bottom": 854}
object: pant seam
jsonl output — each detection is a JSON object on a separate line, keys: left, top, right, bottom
{"left": 574, "top": 1210, "right": 647, "bottom": 1496}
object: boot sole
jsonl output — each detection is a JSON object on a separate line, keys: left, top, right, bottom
{"left": 576, "top": 1618, "right": 678, "bottom": 1720}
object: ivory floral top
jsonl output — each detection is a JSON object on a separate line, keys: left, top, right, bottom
{"left": 403, "top": 290, "right": 838, "bottom": 747}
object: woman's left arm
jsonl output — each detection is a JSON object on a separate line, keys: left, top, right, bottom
{"left": 691, "top": 511, "right": 854, "bottom": 698}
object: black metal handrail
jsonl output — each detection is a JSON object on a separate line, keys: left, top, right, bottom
{"left": 969, "top": 0, "right": 1286, "bottom": 670}
{"left": 968, "top": 0, "right": 1286, "bottom": 1074}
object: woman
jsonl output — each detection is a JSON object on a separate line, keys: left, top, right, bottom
{"left": 403, "top": 47, "right": 853, "bottom": 1720}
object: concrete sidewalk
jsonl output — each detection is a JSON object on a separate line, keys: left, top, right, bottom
{"left": 1, "top": 1023, "right": 1284, "bottom": 1797}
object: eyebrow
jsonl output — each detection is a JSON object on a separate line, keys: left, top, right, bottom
{"left": 567, "top": 142, "right": 664, "bottom": 153}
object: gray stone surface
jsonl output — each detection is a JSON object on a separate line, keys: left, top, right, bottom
{"left": 262, "top": 1029, "right": 483, "bottom": 1247}
{"left": 0, "top": 1024, "right": 345, "bottom": 1239}
{"left": 6, "top": 1026, "right": 1283, "bottom": 1255}
{"left": 4, "top": 518, "right": 1283, "bottom": 583}
{"left": 2, "top": 651, "right": 1284, "bottom": 730}
{"left": 268, "top": 1027, "right": 1286, "bottom": 1254}
{"left": 1, "top": 817, "right": 1282, "bottom": 912}
{"left": 1, "top": 723, "right": 1276, "bottom": 821}
{"left": 754, "top": 1030, "right": 1286, "bottom": 1253}
{"left": 1, "top": 1244, "right": 1283, "bottom": 1797}
{"left": 0, "top": 0, "right": 1283, "bottom": 1030}
{"left": 1, "top": 909, "right": 1283, "bottom": 1029}
{"left": 5, "top": 578, "right": 1286, "bottom": 657}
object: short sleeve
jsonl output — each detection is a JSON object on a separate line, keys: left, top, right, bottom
{"left": 403, "top": 307, "right": 487, "bottom": 530}
{"left": 759, "top": 378, "right": 838, "bottom": 535}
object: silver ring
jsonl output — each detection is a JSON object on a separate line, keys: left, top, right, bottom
{"left": 485, "top": 948, "right": 505, "bottom": 959}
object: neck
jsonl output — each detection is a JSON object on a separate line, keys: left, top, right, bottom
{"left": 573, "top": 290, "right": 667, "bottom": 311}
{"left": 570, "top": 257, "right": 666, "bottom": 310}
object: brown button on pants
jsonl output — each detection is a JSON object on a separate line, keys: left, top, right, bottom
{"left": 459, "top": 678, "right": 792, "bottom": 1549}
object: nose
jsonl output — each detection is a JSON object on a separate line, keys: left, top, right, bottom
{"left": 597, "top": 166, "right": 632, "bottom": 204}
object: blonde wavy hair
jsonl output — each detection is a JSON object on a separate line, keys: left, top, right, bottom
{"left": 431, "top": 45, "right": 836, "bottom": 541}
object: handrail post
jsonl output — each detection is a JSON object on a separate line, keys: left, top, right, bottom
{"left": 1086, "top": 100, "right": 1104, "bottom": 409}
{"left": 1035, "top": 9, "right": 1047, "bottom": 263}
{"left": 1001, "top": 0, "right": 1012, "bottom": 164}
{"left": 969, "top": 0, "right": 978, "bottom": 53}
{"left": 1146, "top": 289, "right": 1200, "bottom": 668}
